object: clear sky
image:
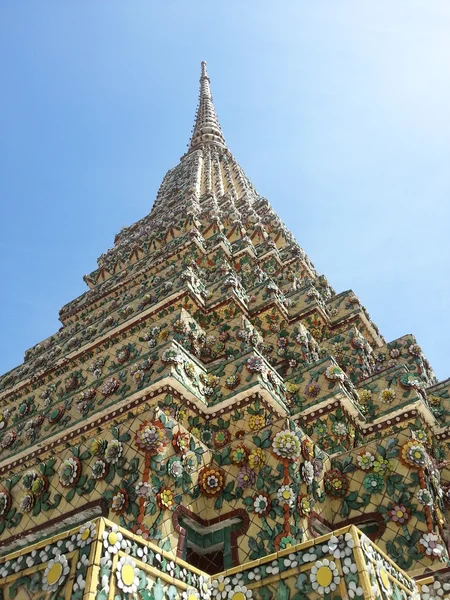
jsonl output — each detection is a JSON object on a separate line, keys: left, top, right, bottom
{"left": 0, "top": 1, "right": 449, "bottom": 380}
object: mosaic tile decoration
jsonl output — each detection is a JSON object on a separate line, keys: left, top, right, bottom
{"left": 0, "top": 62, "right": 449, "bottom": 597}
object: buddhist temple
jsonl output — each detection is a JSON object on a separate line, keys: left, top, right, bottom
{"left": 0, "top": 61, "right": 448, "bottom": 599}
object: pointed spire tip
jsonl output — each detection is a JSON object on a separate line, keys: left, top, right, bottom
{"left": 188, "top": 61, "right": 226, "bottom": 151}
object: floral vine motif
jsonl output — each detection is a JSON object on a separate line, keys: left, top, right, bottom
{"left": 0, "top": 490, "right": 11, "bottom": 518}
{"left": 419, "top": 533, "right": 444, "bottom": 559}
{"left": 301, "top": 438, "right": 314, "bottom": 461}
{"left": 297, "top": 493, "right": 313, "bottom": 516}
{"left": 277, "top": 485, "right": 296, "bottom": 507}
{"left": 236, "top": 466, "right": 255, "bottom": 489}
{"left": 230, "top": 445, "right": 248, "bottom": 466}
{"left": 135, "top": 420, "right": 167, "bottom": 455}
{"left": 101, "top": 377, "right": 120, "bottom": 397}
{"left": 91, "top": 459, "right": 108, "bottom": 480}
{"left": 246, "top": 356, "right": 265, "bottom": 374}
{"left": 253, "top": 493, "right": 271, "bottom": 517}
{"left": 388, "top": 504, "right": 410, "bottom": 525}
{"left": 357, "top": 451, "right": 375, "bottom": 471}
{"left": 323, "top": 469, "right": 349, "bottom": 498}
{"left": 225, "top": 374, "right": 240, "bottom": 389}
{"left": 401, "top": 440, "right": 428, "bottom": 468}
{"left": 19, "top": 493, "right": 35, "bottom": 513}
{"left": 1, "top": 429, "right": 17, "bottom": 450}
{"left": 105, "top": 439, "right": 123, "bottom": 464}
{"left": 157, "top": 487, "right": 175, "bottom": 510}
{"left": 272, "top": 430, "right": 301, "bottom": 460}
{"left": 325, "top": 365, "right": 345, "bottom": 382}
{"left": 363, "top": 473, "right": 384, "bottom": 494}
{"left": 173, "top": 431, "right": 190, "bottom": 454}
{"left": 162, "top": 349, "right": 183, "bottom": 364}
{"left": 111, "top": 489, "right": 129, "bottom": 515}
{"left": 198, "top": 466, "right": 226, "bottom": 497}
{"left": 379, "top": 388, "right": 396, "bottom": 404}
{"left": 58, "top": 456, "right": 81, "bottom": 488}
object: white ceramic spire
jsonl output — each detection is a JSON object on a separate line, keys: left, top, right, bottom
{"left": 189, "top": 62, "right": 227, "bottom": 151}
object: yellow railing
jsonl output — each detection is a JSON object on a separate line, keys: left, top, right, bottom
{"left": 0, "top": 519, "right": 421, "bottom": 599}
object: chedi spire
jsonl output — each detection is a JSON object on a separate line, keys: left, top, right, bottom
{"left": 189, "top": 61, "right": 227, "bottom": 151}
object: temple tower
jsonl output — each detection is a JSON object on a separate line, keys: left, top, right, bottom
{"left": 0, "top": 62, "right": 448, "bottom": 599}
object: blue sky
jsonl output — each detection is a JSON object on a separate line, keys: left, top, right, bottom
{"left": 0, "top": 1, "right": 449, "bottom": 380}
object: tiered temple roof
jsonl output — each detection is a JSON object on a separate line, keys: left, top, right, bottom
{"left": 0, "top": 62, "right": 448, "bottom": 600}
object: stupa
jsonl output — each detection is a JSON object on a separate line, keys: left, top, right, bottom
{"left": 0, "top": 62, "right": 448, "bottom": 599}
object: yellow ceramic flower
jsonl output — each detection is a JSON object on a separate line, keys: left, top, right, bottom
{"left": 157, "top": 488, "right": 174, "bottom": 510}
{"left": 190, "top": 427, "right": 201, "bottom": 439}
{"left": 428, "top": 394, "right": 441, "bottom": 407}
{"left": 373, "top": 457, "right": 392, "bottom": 476}
{"left": 358, "top": 389, "right": 372, "bottom": 403}
{"left": 249, "top": 414, "right": 265, "bottom": 431}
{"left": 90, "top": 438, "right": 105, "bottom": 456}
{"left": 286, "top": 382, "right": 299, "bottom": 394}
{"left": 248, "top": 448, "right": 266, "bottom": 470}
{"left": 379, "top": 388, "right": 396, "bottom": 404}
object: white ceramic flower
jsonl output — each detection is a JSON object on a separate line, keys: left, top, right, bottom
{"left": 102, "top": 524, "right": 124, "bottom": 554}
{"left": 77, "top": 554, "right": 89, "bottom": 569}
{"left": 325, "top": 365, "right": 345, "bottom": 381}
{"left": 182, "top": 588, "right": 200, "bottom": 600}
{"left": 421, "top": 580, "right": 450, "bottom": 600}
{"left": 283, "top": 553, "right": 299, "bottom": 569}
{"left": 359, "top": 534, "right": 374, "bottom": 560}
{"left": 25, "top": 551, "right": 37, "bottom": 568}
{"left": 310, "top": 559, "right": 340, "bottom": 594}
{"left": 342, "top": 557, "right": 357, "bottom": 575}
{"left": 420, "top": 533, "right": 444, "bottom": 558}
{"left": 76, "top": 521, "right": 95, "bottom": 548}
{"left": 116, "top": 555, "right": 140, "bottom": 594}
{"left": 302, "top": 551, "right": 317, "bottom": 563}
{"left": 137, "top": 545, "right": 149, "bottom": 563}
{"left": 198, "top": 575, "right": 212, "bottom": 600}
{"left": 347, "top": 580, "right": 364, "bottom": 599}
{"left": 356, "top": 452, "right": 375, "bottom": 470}
{"left": 73, "top": 573, "right": 86, "bottom": 592}
{"left": 417, "top": 488, "right": 433, "bottom": 506}
{"left": 167, "top": 560, "right": 176, "bottom": 577}
{"left": 0, "top": 561, "right": 10, "bottom": 578}
{"left": 42, "top": 554, "right": 70, "bottom": 592}
{"left": 227, "top": 585, "right": 252, "bottom": 600}
{"left": 39, "top": 546, "right": 51, "bottom": 564}
{"left": 376, "top": 560, "right": 392, "bottom": 595}
{"left": 323, "top": 533, "right": 353, "bottom": 559}
{"left": 253, "top": 494, "right": 270, "bottom": 515}
{"left": 277, "top": 485, "right": 296, "bottom": 507}
{"left": 272, "top": 430, "right": 301, "bottom": 460}
{"left": 212, "top": 575, "right": 231, "bottom": 599}
{"left": 379, "top": 388, "right": 396, "bottom": 404}
{"left": 265, "top": 560, "right": 280, "bottom": 575}
{"left": 366, "top": 562, "right": 380, "bottom": 597}
{"left": 12, "top": 556, "right": 24, "bottom": 573}
{"left": 247, "top": 568, "right": 261, "bottom": 581}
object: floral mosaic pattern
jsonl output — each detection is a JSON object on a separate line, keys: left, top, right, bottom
{"left": 0, "top": 61, "right": 447, "bottom": 598}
